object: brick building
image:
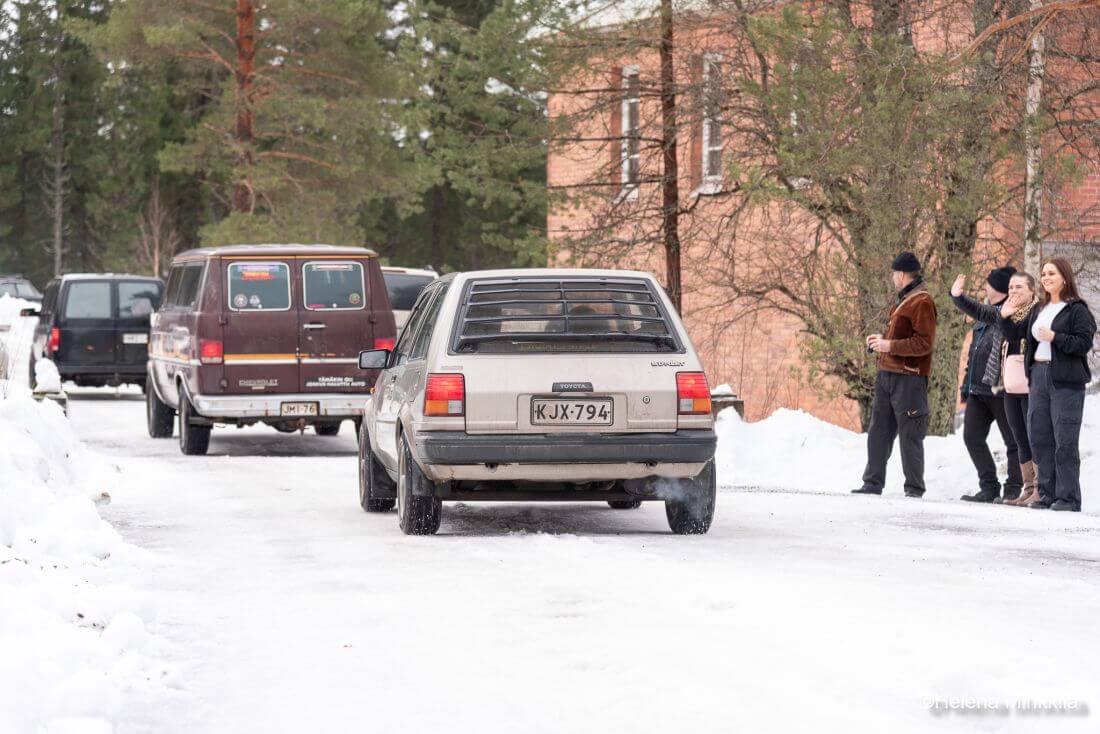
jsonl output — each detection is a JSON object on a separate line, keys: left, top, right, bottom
{"left": 546, "top": 3, "right": 1100, "bottom": 429}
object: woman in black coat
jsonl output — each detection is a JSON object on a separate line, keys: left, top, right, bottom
{"left": 1024, "top": 258, "right": 1097, "bottom": 511}
{"left": 997, "top": 272, "right": 1041, "bottom": 505}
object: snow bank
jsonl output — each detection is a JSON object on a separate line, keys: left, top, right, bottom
{"left": 0, "top": 391, "right": 166, "bottom": 734}
{"left": 716, "top": 393, "right": 1100, "bottom": 501}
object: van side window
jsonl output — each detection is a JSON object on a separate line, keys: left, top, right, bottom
{"left": 63, "top": 282, "right": 112, "bottom": 320}
{"left": 163, "top": 267, "right": 183, "bottom": 306}
{"left": 409, "top": 284, "right": 449, "bottom": 360}
{"left": 227, "top": 262, "right": 291, "bottom": 311}
{"left": 41, "top": 282, "right": 60, "bottom": 317}
{"left": 174, "top": 264, "right": 203, "bottom": 309}
{"left": 303, "top": 261, "right": 365, "bottom": 310}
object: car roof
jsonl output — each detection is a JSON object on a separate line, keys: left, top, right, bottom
{"left": 57, "top": 273, "right": 162, "bottom": 282}
{"left": 381, "top": 266, "right": 438, "bottom": 277}
{"left": 440, "top": 268, "right": 659, "bottom": 286}
{"left": 173, "top": 244, "right": 379, "bottom": 260}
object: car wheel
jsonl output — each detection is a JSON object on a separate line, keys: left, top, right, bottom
{"left": 146, "top": 376, "right": 175, "bottom": 438}
{"left": 315, "top": 422, "right": 341, "bottom": 437}
{"left": 396, "top": 434, "right": 442, "bottom": 535}
{"left": 359, "top": 424, "right": 396, "bottom": 513}
{"left": 27, "top": 356, "right": 36, "bottom": 390}
{"left": 664, "top": 459, "right": 716, "bottom": 535}
{"left": 178, "top": 393, "right": 211, "bottom": 456}
{"left": 607, "top": 499, "right": 642, "bottom": 510}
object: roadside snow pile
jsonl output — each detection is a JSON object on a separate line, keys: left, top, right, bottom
{"left": 35, "top": 359, "right": 62, "bottom": 393}
{"left": 0, "top": 390, "right": 167, "bottom": 734}
{"left": 716, "top": 393, "right": 1100, "bottom": 501}
{"left": 1, "top": 294, "right": 34, "bottom": 389}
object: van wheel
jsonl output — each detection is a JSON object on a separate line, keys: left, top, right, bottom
{"left": 607, "top": 499, "right": 642, "bottom": 509}
{"left": 178, "top": 394, "right": 211, "bottom": 456}
{"left": 396, "top": 435, "right": 442, "bottom": 535}
{"left": 315, "top": 422, "right": 341, "bottom": 437}
{"left": 146, "top": 377, "right": 175, "bottom": 438}
{"left": 664, "top": 460, "right": 716, "bottom": 535}
{"left": 359, "top": 424, "right": 396, "bottom": 512}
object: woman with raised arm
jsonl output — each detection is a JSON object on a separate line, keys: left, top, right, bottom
{"left": 1025, "top": 258, "right": 1097, "bottom": 511}
{"left": 997, "top": 272, "right": 1041, "bottom": 506}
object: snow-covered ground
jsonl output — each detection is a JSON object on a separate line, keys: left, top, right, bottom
{"left": 30, "top": 387, "right": 1099, "bottom": 734}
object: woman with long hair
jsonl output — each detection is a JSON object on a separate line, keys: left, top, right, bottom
{"left": 1024, "top": 258, "right": 1097, "bottom": 511}
{"left": 998, "top": 272, "right": 1041, "bottom": 506}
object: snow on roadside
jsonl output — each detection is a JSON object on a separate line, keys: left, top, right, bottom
{"left": 716, "top": 394, "right": 1100, "bottom": 504}
{"left": 0, "top": 386, "right": 169, "bottom": 734}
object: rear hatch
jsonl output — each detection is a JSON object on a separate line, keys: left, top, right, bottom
{"left": 449, "top": 277, "right": 688, "bottom": 434}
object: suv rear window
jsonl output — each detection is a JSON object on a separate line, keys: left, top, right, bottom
{"left": 303, "top": 261, "right": 365, "bottom": 310}
{"left": 63, "top": 282, "right": 112, "bottom": 320}
{"left": 228, "top": 262, "right": 291, "bottom": 311}
{"left": 452, "top": 278, "right": 681, "bottom": 354}
{"left": 384, "top": 273, "right": 435, "bottom": 310}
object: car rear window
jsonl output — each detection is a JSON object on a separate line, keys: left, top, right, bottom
{"left": 118, "top": 281, "right": 162, "bottom": 318}
{"left": 227, "top": 262, "right": 291, "bottom": 311}
{"left": 303, "top": 261, "right": 365, "bottom": 310}
{"left": 452, "top": 278, "right": 681, "bottom": 354}
{"left": 384, "top": 273, "right": 435, "bottom": 310}
{"left": 63, "top": 282, "right": 112, "bottom": 320}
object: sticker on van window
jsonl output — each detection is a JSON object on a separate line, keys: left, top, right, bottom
{"left": 233, "top": 294, "right": 247, "bottom": 308}
{"left": 349, "top": 293, "right": 361, "bottom": 306}
{"left": 306, "top": 376, "right": 368, "bottom": 389}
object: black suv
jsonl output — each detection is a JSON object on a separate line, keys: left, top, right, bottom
{"left": 0, "top": 274, "right": 43, "bottom": 303}
{"left": 27, "top": 274, "right": 164, "bottom": 389}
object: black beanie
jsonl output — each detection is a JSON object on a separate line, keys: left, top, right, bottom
{"left": 987, "top": 265, "right": 1016, "bottom": 294}
{"left": 891, "top": 251, "right": 921, "bottom": 273}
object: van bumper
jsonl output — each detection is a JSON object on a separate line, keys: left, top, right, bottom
{"left": 191, "top": 392, "right": 367, "bottom": 419}
{"left": 416, "top": 430, "right": 717, "bottom": 466}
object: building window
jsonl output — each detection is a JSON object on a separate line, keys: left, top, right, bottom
{"left": 621, "top": 67, "right": 640, "bottom": 193}
{"left": 702, "top": 56, "right": 723, "bottom": 182}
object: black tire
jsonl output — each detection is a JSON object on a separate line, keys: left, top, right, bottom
{"left": 607, "top": 499, "right": 642, "bottom": 510}
{"left": 178, "top": 393, "right": 211, "bottom": 456}
{"left": 397, "top": 434, "right": 442, "bottom": 535}
{"left": 358, "top": 424, "right": 396, "bottom": 512}
{"left": 664, "top": 459, "right": 717, "bottom": 535}
{"left": 28, "top": 356, "right": 36, "bottom": 390}
{"left": 315, "top": 422, "right": 341, "bottom": 437}
{"left": 146, "top": 377, "right": 175, "bottom": 438}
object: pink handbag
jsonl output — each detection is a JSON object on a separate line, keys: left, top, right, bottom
{"left": 1002, "top": 340, "right": 1029, "bottom": 395}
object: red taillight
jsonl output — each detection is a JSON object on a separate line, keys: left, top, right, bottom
{"left": 47, "top": 327, "right": 60, "bottom": 354}
{"left": 374, "top": 337, "right": 395, "bottom": 351}
{"left": 424, "top": 373, "right": 464, "bottom": 417}
{"left": 199, "top": 339, "right": 223, "bottom": 365}
{"left": 677, "top": 372, "right": 712, "bottom": 415}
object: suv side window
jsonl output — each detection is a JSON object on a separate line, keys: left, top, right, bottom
{"left": 393, "top": 286, "right": 438, "bottom": 364}
{"left": 409, "top": 284, "right": 449, "bottom": 360}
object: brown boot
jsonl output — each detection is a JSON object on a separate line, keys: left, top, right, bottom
{"left": 1007, "top": 461, "right": 1037, "bottom": 506}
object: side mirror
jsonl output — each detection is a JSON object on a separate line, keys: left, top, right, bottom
{"left": 359, "top": 349, "right": 390, "bottom": 370}
{"left": 19, "top": 307, "right": 40, "bottom": 318}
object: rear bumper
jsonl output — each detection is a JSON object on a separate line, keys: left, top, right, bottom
{"left": 57, "top": 363, "right": 146, "bottom": 379}
{"left": 416, "top": 429, "right": 717, "bottom": 465}
{"left": 191, "top": 392, "right": 367, "bottom": 419}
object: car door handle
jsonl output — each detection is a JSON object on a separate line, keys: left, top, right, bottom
{"left": 303, "top": 323, "right": 326, "bottom": 330}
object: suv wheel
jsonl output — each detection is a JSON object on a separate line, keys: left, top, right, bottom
{"left": 315, "top": 422, "right": 341, "bottom": 437}
{"left": 396, "top": 434, "right": 442, "bottom": 535}
{"left": 664, "top": 460, "right": 716, "bottom": 535}
{"left": 358, "top": 424, "right": 396, "bottom": 512}
{"left": 178, "top": 393, "right": 211, "bottom": 456}
{"left": 607, "top": 499, "right": 642, "bottom": 510}
{"left": 146, "top": 377, "right": 175, "bottom": 438}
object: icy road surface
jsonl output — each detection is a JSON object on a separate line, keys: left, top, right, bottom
{"left": 70, "top": 389, "right": 1099, "bottom": 734}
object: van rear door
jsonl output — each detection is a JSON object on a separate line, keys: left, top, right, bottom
{"left": 115, "top": 279, "right": 163, "bottom": 370}
{"left": 298, "top": 257, "right": 376, "bottom": 393}
{"left": 58, "top": 280, "right": 116, "bottom": 367}
{"left": 221, "top": 259, "right": 300, "bottom": 394}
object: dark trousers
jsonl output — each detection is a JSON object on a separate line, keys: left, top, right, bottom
{"left": 1029, "top": 363, "right": 1086, "bottom": 509}
{"left": 962, "top": 392, "right": 1023, "bottom": 495}
{"left": 861, "top": 371, "right": 929, "bottom": 495}
{"left": 1003, "top": 393, "right": 1032, "bottom": 464}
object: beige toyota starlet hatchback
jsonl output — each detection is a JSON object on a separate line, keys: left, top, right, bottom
{"left": 356, "top": 269, "right": 718, "bottom": 535}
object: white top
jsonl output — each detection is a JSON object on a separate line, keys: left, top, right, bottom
{"left": 1032, "top": 302, "right": 1068, "bottom": 361}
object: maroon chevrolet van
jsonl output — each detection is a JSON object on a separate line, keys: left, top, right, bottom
{"left": 146, "top": 244, "right": 396, "bottom": 455}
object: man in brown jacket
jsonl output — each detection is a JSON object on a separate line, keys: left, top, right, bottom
{"left": 852, "top": 251, "right": 938, "bottom": 498}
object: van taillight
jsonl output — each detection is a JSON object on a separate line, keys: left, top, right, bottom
{"left": 374, "top": 337, "right": 395, "bottom": 351}
{"left": 199, "top": 339, "right": 223, "bottom": 365}
{"left": 424, "top": 373, "right": 464, "bottom": 417}
{"left": 676, "top": 372, "right": 711, "bottom": 415}
{"left": 47, "top": 327, "right": 60, "bottom": 354}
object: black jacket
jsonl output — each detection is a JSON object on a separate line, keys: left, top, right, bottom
{"left": 952, "top": 293, "right": 1005, "bottom": 398}
{"left": 1024, "top": 299, "right": 1097, "bottom": 388}
{"left": 999, "top": 302, "right": 1038, "bottom": 357}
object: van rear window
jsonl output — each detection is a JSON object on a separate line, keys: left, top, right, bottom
{"left": 452, "top": 278, "right": 681, "bottom": 354}
{"left": 63, "top": 282, "right": 112, "bottom": 320}
{"left": 118, "top": 281, "right": 162, "bottom": 318}
{"left": 228, "top": 262, "right": 291, "bottom": 311}
{"left": 303, "top": 262, "right": 365, "bottom": 310}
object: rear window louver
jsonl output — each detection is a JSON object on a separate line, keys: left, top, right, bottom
{"left": 452, "top": 278, "right": 680, "bottom": 353}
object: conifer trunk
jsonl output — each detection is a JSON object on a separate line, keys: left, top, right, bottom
{"left": 234, "top": 0, "right": 255, "bottom": 213}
